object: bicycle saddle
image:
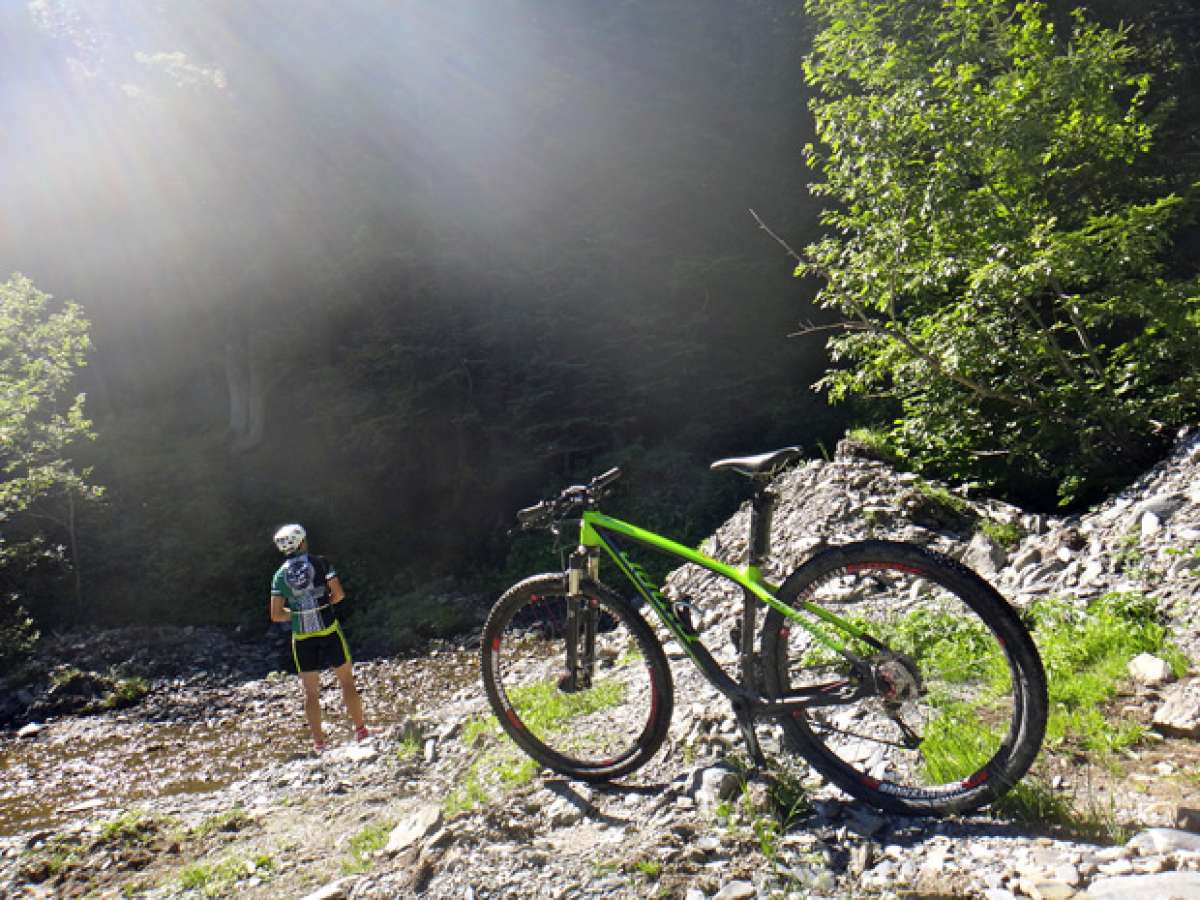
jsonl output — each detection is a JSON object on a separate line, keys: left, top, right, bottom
{"left": 710, "top": 446, "right": 803, "bottom": 477}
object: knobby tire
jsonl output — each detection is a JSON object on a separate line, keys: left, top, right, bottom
{"left": 761, "top": 540, "right": 1047, "bottom": 816}
{"left": 481, "top": 573, "right": 674, "bottom": 782}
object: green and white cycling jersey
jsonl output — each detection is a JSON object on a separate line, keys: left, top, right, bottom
{"left": 271, "top": 553, "right": 337, "bottom": 636}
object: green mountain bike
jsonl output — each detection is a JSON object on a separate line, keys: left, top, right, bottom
{"left": 480, "top": 448, "right": 1047, "bottom": 816}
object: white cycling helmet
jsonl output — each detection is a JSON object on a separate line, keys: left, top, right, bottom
{"left": 273, "top": 523, "right": 306, "bottom": 554}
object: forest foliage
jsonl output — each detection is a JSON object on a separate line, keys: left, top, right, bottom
{"left": 4, "top": 0, "right": 834, "bottom": 652}
{"left": 799, "top": 0, "right": 1200, "bottom": 506}
{"left": 0, "top": 275, "right": 99, "bottom": 669}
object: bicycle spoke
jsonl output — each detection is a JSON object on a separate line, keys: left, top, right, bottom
{"left": 806, "top": 714, "right": 916, "bottom": 751}
{"left": 764, "top": 542, "right": 1046, "bottom": 814}
{"left": 482, "top": 575, "right": 673, "bottom": 780}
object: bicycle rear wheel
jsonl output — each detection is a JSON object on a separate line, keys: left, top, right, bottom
{"left": 761, "top": 541, "right": 1046, "bottom": 816}
{"left": 481, "top": 573, "right": 673, "bottom": 781}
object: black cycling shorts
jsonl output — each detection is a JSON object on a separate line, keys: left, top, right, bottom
{"left": 292, "top": 623, "right": 351, "bottom": 673}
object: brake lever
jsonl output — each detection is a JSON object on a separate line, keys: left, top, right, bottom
{"left": 560, "top": 485, "right": 588, "bottom": 503}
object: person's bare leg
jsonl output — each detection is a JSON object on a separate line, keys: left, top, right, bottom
{"left": 333, "top": 660, "right": 365, "bottom": 732}
{"left": 300, "top": 670, "right": 325, "bottom": 744}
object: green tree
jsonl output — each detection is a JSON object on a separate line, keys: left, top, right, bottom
{"left": 799, "top": 0, "right": 1200, "bottom": 505}
{"left": 0, "top": 274, "right": 99, "bottom": 663}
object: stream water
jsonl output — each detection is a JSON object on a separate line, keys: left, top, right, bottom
{"left": 0, "top": 652, "right": 479, "bottom": 836}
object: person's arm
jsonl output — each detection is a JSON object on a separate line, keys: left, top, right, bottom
{"left": 270, "top": 593, "right": 291, "bottom": 623}
{"left": 328, "top": 576, "right": 346, "bottom": 605}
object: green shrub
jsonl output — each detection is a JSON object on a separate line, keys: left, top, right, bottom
{"left": 0, "top": 595, "right": 39, "bottom": 679}
{"left": 99, "top": 809, "right": 170, "bottom": 846}
{"left": 978, "top": 518, "right": 1023, "bottom": 549}
{"left": 841, "top": 427, "right": 902, "bottom": 465}
{"left": 800, "top": 0, "right": 1200, "bottom": 507}
{"left": 190, "top": 807, "right": 249, "bottom": 839}
{"left": 1031, "top": 593, "right": 1187, "bottom": 751}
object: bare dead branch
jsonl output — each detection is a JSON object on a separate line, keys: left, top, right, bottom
{"left": 749, "top": 208, "right": 804, "bottom": 264}
{"left": 750, "top": 208, "right": 1041, "bottom": 411}
{"left": 788, "top": 320, "right": 868, "bottom": 338}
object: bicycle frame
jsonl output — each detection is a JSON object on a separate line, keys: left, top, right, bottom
{"left": 576, "top": 509, "right": 877, "bottom": 719}
{"left": 486, "top": 465, "right": 1048, "bottom": 808}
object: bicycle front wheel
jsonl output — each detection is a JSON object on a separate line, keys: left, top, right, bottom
{"left": 761, "top": 541, "right": 1047, "bottom": 816}
{"left": 481, "top": 573, "right": 674, "bottom": 781}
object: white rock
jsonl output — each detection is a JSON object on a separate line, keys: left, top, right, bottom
{"left": 1128, "top": 828, "right": 1200, "bottom": 854}
{"left": 1141, "top": 511, "right": 1162, "bottom": 538}
{"left": 336, "top": 744, "right": 378, "bottom": 763}
{"left": 385, "top": 804, "right": 443, "bottom": 855}
{"left": 1154, "top": 678, "right": 1200, "bottom": 738}
{"left": 1054, "top": 863, "right": 1081, "bottom": 886}
{"left": 1011, "top": 546, "right": 1043, "bottom": 571}
{"left": 713, "top": 881, "right": 756, "bottom": 900}
{"left": 1020, "top": 879, "right": 1076, "bottom": 900}
{"left": 1137, "top": 494, "right": 1186, "bottom": 521}
{"left": 1134, "top": 857, "right": 1166, "bottom": 874}
{"left": 1098, "top": 858, "right": 1134, "bottom": 877}
{"left": 1127, "top": 653, "right": 1172, "bottom": 686}
{"left": 693, "top": 766, "right": 740, "bottom": 811}
{"left": 1169, "top": 555, "right": 1200, "bottom": 578}
{"left": 1080, "top": 559, "right": 1105, "bottom": 585}
{"left": 299, "top": 878, "right": 354, "bottom": 900}
{"left": 1087, "top": 871, "right": 1200, "bottom": 899}
{"left": 966, "top": 531, "right": 1008, "bottom": 576}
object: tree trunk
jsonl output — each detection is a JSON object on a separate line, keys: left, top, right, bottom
{"left": 241, "top": 358, "right": 267, "bottom": 451}
{"left": 225, "top": 337, "right": 284, "bottom": 453}
{"left": 225, "top": 339, "right": 251, "bottom": 441}
{"left": 67, "top": 491, "right": 82, "bottom": 617}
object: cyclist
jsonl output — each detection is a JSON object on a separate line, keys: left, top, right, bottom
{"left": 269, "top": 523, "right": 368, "bottom": 752}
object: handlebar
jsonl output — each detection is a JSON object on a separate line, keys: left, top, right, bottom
{"left": 514, "top": 467, "right": 623, "bottom": 530}
{"left": 591, "top": 467, "right": 621, "bottom": 491}
{"left": 516, "top": 500, "right": 553, "bottom": 526}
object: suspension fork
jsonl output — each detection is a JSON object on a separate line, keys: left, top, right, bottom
{"left": 561, "top": 547, "right": 600, "bottom": 692}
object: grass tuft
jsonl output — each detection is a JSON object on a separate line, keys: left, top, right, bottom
{"left": 342, "top": 821, "right": 393, "bottom": 875}
{"left": 978, "top": 518, "right": 1023, "bottom": 549}
{"left": 1032, "top": 592, "right": 1188, "bottom": 752}
{"left": 190, "top": 807, "right": 250, "bottom": 839}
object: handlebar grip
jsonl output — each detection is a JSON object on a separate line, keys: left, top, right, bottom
{"left": 591, "top": 467, "right": 622, "bottom": 490}
{"left": 516, "top": 501, "right": 551, "bottom": 525}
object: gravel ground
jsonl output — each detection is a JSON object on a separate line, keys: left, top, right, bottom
{"left": 2, "top": 430, "right": 1199, "bottom": 898}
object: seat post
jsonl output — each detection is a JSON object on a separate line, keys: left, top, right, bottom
{"left": 747, "top": 478, "right": 774, "bottom": 568}
{"left": 736, "top": 478, "right": 774, "bottom": 698}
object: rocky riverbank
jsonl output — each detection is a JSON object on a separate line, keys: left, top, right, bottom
{"left": 2, "top": 430, "right": 1199, "bottom": 899}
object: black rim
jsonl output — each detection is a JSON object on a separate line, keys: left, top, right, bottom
{"left": 766, "top": 543, "right": 1044, "bottom": 811}
{"left": 485, "top": 579, "right": 670, "bottom": 777}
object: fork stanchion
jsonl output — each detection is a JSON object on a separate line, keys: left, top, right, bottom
{"left": 560, "top": 549, "right": 589, "bottom": 693}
